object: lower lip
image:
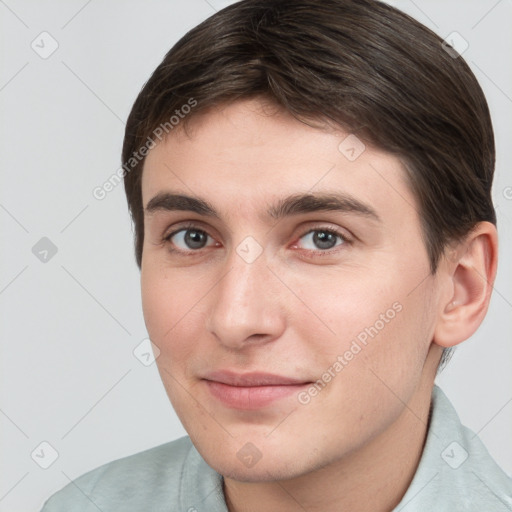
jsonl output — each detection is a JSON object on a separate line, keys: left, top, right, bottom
{"left": 204, "top": 380, "right": 309, "bottom": 409}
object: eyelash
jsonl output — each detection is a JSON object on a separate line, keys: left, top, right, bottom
{"left": 162, "top": 222, "right": 352, "bottom": 257}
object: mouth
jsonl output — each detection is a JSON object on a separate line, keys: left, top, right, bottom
{"left": 202, "top": 371, "right": 312, "bottom": 410}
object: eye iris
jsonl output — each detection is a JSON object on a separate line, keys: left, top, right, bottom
{"left": 185, "top": 229, "right": 207, "bottom": 249}
{"left": 313, "top": 231, "right": 337, "bottom": 249}
{"left": 176, "top": 229, "right": 340, "bottom": 251}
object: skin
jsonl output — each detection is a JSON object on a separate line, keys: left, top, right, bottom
{"left": 140, "top": 98, "right": 497, "bottom": 512}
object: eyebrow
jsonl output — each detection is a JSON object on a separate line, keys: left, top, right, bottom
{"left": 144, "top": 191, "right": 380, "bottom": 222}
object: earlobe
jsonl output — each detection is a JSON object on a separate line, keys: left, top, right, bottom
{"left": 433, "top": 222, "right": 498, "bottom": 348}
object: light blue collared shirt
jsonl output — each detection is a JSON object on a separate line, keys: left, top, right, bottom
{"left": 40, "top": 385, "right": 512, "bottom": 511}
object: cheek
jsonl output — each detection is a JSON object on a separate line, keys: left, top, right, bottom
{"left": 293, "top": 283, "right": 435, "bottom": 446}
{"left": 292, "top": 271, "right": 398, "bottom": 345}
{"left": 141, "top": 265, "right": 207, "bottom": 370}
{"left": 141, "top": 267, "right": 169, "bottom": 341}
{"left": 295, "top": 266, "right": 435, "bottom": 385}
{"left": 359, "top": 287, "right": 435, "bottom": 396}
{"left": 140, "top": 267, "right": 204, "bottom": 408}
{"left": 141, "top": 265, "right": 199, "bottom": 350}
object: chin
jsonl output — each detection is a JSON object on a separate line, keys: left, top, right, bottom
{"left": 197, "top": 438, "right": 322, "bottom": 483}
{"left": 211, "top": 457, "right": 304, "bottom": 483}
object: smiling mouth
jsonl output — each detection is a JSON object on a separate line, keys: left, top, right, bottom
{"left": 202, "top": 371, "right": 312, "bottom": 409}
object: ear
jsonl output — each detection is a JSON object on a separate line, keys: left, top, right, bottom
{"left": 433, "top": 221, "right": 498, "bottom": 348}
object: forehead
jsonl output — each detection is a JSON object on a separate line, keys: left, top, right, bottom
{"left": 141, "top": 99, "right": 417, "bottom": 225}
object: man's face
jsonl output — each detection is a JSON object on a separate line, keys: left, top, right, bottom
{"left": 140, "top": 98, "right": 441, "bottom": 481}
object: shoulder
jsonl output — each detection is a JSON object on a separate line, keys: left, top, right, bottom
{"left": 40, "top": 436, "right": 195, "bottom": 511}
{"left": 396, "top": 386, "right": 512, "bottom": 511}
{"left": 447, "top": 399, "right": 512, "bottom": 510}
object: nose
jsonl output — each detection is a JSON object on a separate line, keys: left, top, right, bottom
{"left": 205, "top": 248, "right": 286, "bottom": 350}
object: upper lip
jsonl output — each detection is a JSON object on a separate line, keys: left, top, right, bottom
{"left": 203, "top": 371, "right": 310, "bottom": 387}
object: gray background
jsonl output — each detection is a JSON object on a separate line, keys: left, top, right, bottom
{"left": 0, "top": 1, "right": 511, "bottom": 510}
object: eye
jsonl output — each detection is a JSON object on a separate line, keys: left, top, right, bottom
{"left": 162, "top": 223, "right": 350, "bottom": 256}
{"left": 164, "top": 224, "right": 217, "bottom": 253}
{"left": 295, "top": 227, "right": 348, "bottom": 253}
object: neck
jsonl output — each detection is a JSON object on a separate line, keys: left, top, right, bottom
{"left": 223, "top": 347, "right": 442, "bottom": 512}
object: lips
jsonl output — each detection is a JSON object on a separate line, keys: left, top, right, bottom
{"left": 202, "top": 371, "right": 311, "bottom": 409}
{"left": 204, "top": 370, "right": 309, "bottom": 387}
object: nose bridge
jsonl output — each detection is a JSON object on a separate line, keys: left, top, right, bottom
{"left": 206, "top": 244, "right": 285, "bottom": 347}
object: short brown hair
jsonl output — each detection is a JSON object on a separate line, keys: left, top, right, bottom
{"left": 122, "top": 0, "right": 496, "bottom": 367}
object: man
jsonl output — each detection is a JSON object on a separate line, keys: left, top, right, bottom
{"left": 41, "top": 0, "right": 512, "bottom": 510}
